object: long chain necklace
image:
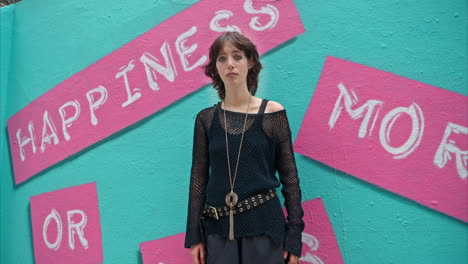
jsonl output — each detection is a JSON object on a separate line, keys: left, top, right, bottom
{"left": 223, "top": 94, "right": 252, "bottom": 240}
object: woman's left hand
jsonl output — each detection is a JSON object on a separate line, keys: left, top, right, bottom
{"left": 283, "top": 250, "right": 300, "bottom": 264}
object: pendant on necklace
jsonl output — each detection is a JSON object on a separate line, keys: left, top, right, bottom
{"left": 225, "top": 191, "right": 238, "bottom": 206}
{"left": 225, "top": 191, "right": 238, "bottom": 240}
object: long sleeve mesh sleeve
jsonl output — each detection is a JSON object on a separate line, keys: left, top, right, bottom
{"left": 184, "top": 112, "right": 210, "bottom": 248}
{"left": 273, "top": 110, "right": 305, "bottom": 257}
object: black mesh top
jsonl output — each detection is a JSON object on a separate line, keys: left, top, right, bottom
{"left": 184, "top": 99, "right": 304, "bottom": 257}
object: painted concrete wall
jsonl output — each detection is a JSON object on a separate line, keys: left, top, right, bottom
{"left": 0, "top": 5, "right": 14, "bottom": 263}
{"left": 1, "top": 0, "right": 466, "bottom": 263}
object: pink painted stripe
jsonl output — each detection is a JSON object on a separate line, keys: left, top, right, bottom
{"left": 7, "top": 0, "right": 305, "bottom": 184}
{"left": 294, "top": 56, "right": 468, "bottom": 222}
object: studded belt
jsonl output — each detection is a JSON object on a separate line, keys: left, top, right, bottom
{"left": 202, "top": 189, "right": 277, "bottom": 220}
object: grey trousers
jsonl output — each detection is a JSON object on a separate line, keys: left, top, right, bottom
{"left": 206, "top": 234, "right": 284, "bottom": 264}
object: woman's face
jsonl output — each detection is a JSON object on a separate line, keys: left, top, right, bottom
{"left": 216, "top": 41, "right": 252, "bottom": 89}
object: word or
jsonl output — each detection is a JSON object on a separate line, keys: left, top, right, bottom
{"left": 42, "top": 209, "right": 88, "bottom": 250}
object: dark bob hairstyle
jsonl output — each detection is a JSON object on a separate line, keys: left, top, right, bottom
{"left": 204, "top": 32, "right": 263, "bottom": 99}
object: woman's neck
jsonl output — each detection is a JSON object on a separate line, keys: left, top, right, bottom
{"left": 223, "top": 85, "right": 251, "bottom": 108}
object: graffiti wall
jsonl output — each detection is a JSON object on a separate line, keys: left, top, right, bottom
{"left": 0, "top": 0, "right": 466, "bottom": 263}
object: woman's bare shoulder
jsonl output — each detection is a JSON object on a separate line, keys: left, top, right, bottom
{"left": 265, "top": 100, "right": 285, "bottom": 113}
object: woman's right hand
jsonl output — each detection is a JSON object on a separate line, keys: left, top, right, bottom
{"left": 190, "top": 243, "right": 205, "bottom": 264}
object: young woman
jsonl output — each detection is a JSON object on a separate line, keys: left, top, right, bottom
{"left": 185, "top": 32, "right": 304, "bottom": 264}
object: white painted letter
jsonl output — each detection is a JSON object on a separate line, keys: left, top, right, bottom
{"left": 59, "top": 100, "right": 81, "bottom": 141}
{"left": 86, "top": 86, "right": 108, "bottom": 126}
{"left": 434, "top": 122, "right": 468, "bottom": 179}
{"left": 140, "top": 42, "right": 178, "bottom": 91}
{"left": 16, "top": 121, "right": 36, "bottom": 161}
{"left": 175, "top": 26, "right": 208, "bottom": 72}
{"left": 209, "top": 10, "right": 242, "bottom": 33}
{"left": 67, "top": 209, "right": 89, "bottom": 250}
{"left": 244, "top": 0, "right": 279, "bottom": 31}
{"left": 116, "top": 60, "right": 142, "bottom": 107}
{"left": 301, "top": 233, "right": 324, "bottom": 264}
{"left": 40, "top": 110, "right": 59, "bottom": 153}
{"left": 329, "top": 83, "right": 383, "bottom": 138}
{"left": 379, "top": 103, "right": 424, "bottom": 159}
{"left": 43, "top": 209, "right": 62, "bottom": 250}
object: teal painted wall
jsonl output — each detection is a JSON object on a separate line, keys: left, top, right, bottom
{"left": 1, "top": 5, "right": 14, "bottom": 264}
{"left": 1, "top": 0, "right": 466, "bottom": 263}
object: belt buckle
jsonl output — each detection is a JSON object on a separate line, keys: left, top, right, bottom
{"left": 208, "top": 206, "right": 219, "bottom": 220}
